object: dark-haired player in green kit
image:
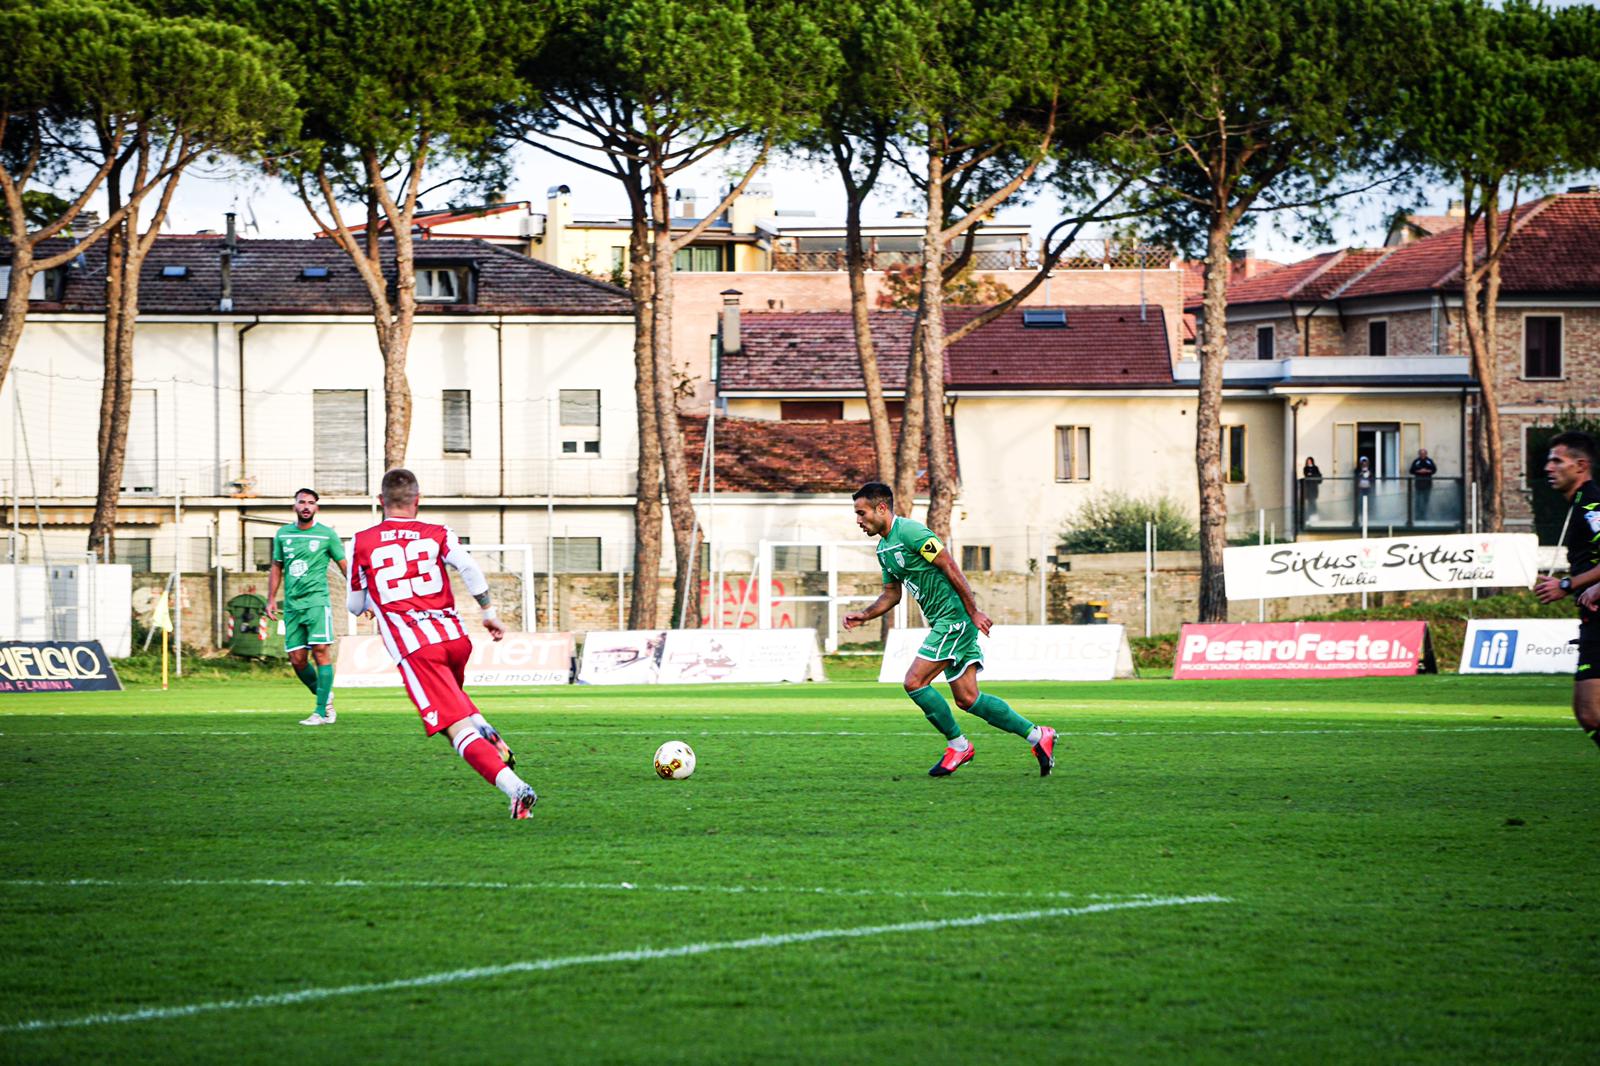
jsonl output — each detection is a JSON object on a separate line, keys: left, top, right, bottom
{"left": 265, "top": 488, "right": 348, "bottom": 726}
{"left": 843, "top": 482, "right": 1057, "bottom": 777}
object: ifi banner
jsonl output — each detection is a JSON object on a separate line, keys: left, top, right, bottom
{"left": 1224, "top": 533, "right": 1539, "bottom": 600}
{"left": 0, "top": 641, "right": 123, "bottom": 693}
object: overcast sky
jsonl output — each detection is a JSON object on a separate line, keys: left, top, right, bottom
{"left": 160, "top": 136, "right": 1592, "bottom": 267}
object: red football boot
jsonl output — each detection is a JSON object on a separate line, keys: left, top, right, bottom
{"left": 928, "top": 742, "right": 975, "bottom": 777}
{"left": 1032, "top": 726, "right": 1057, "bottom": 777}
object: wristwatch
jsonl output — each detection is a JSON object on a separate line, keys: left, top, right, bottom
{"left": 1560, "top": 577, "right": 1573, "bottom": 592}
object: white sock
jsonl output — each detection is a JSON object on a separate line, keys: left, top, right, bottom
{"left": 949, "top": 735, "right": 972, "bottom": 752}
{"left": 1026, "top": 726, "right": 1042, "bottom": 745}
{"left": 493, "top": 766, "right": 525, "bottom": 800}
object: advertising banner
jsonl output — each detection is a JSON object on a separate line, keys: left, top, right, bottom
{"left": 577, "top": 631, "right": 668, "bottom": 685}
{"left": 1172, "top": 621, "right": 1433, "bottom": 679}
{"left": 1224, "top": 533, "right": 1539, "bottom": 600}
{"left": 334, "top": 632, "right": 574, "bottom": 688}
{"left": 0, "top": 641, "right": 123, "bottom": 693}
{"left": 656, "top": 628, "right": 823, "bottom": 684}
{"left": 1459, "top": 619, "right": 1580, "bottom": 674}
{"left": 877, "top": 625, "right": 1136, "bottom": 683}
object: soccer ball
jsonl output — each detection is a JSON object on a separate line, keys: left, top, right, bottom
{"left": 653, "top": 740, "right": 696, "bottom": 780}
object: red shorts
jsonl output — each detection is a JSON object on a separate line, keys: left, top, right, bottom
{"left": 395, "top": 637, "right": 480, "bottom": 735}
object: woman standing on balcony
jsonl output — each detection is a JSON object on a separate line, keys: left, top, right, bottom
{"left": 1301, "top": 457, "right": 1323, "bottom": 520}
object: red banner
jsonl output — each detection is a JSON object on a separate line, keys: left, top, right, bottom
{"left": 1172, "top": 621, "right": 1431, "bottom": 679}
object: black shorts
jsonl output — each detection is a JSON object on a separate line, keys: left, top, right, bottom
{"left": 1576, "top": 623, "right": 1600, "bottom": 679}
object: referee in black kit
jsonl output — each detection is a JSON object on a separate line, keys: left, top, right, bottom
{"left": 1535, "top": 431, "right": 1600, "bottom": 750}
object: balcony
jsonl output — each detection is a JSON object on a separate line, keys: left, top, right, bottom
{"left": 1174, "top": 356, "right": 1473, "bottom": 384}
{"left": 767, "top": 239, "right": 1176, "bottom": 274}
{"left": 1298, "top": 476, "right": 1465, "bottom": 534}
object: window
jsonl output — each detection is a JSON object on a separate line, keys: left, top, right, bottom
{"left": 121, "top": 389, "right": 159, "bottom": 494}
{"left": 114, "top": 537, "right": 152, "bottom": 571}
{"left": 673, "top": 245, "right": 725, "bottom": 272}
{"left": 559, "top": 389, "right": 601, "bottom": 457}
{"left": 610, "top": 246, "right": 627, "bottom": 274}
{"left": 0, "top": 265, "right": 63, "bottom": 301}
{"left": 961, "top": 545, "right": 992, "bottom": 571}
{"left": 313, "top": 389, "right": 368, "bottom": 493}
{"left": 1022, "top": 308, "right": 1067, "bottom": 328}
{"left": 1524, "top": 315, "right": 1563, "bottom": 379}
{"left": 773, "top": 545, "right": 821, "bottom": 571}
{"left": 1055, "top": 426, "right": 1091, "bottom": 481}
{"left": 551, "top": 537, "right": 602, "bottom": 572}
{"left": 183, "top": 536, "right": 214, "bottom": 574}
{"left": 1368, "top": 319, "right": 1388, "bottom": 357}
{"left": 415, "top": 265, "right": 470, "bottom": 302}
{"left": 443, "top": 390, "right": 471, "bottom": 455}
{"left": 780, "top": 400, "right": 844, "bottom": 421}
{"left": 1222, "top": 425, "right": 1247, "bottom": 483}
{"left": 252, "top": 537, "right": 274, "bottom": 571}
{"left": 1256, "top": 325, "right": 1275, "bottom": 360}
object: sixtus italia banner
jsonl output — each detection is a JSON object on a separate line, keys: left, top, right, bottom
{"left": 1173, "top": 622, "right": 1436, "bottom": 679}
{"left": 1224, "top": 533, "right": 1539, "bottom": 600}
{"left": 0, "top": 641, "right": 123, "bottom": 693}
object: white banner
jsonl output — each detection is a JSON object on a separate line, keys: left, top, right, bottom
{"left": 1459, "top": 619, "right": 1580, "bottom": 674}
{"left": 333, "top": 633, "right": 574, "bottom": 687}
{"left": 657, "top": 628, "right": 823, "bottom": 684}
{"left": 1224, "top": 533, "right": 1539, "bottom": 600}
{"left": 577, "top": 630, "right": 668, "bottom": 685}
{"left": 877, "top": 624, "right": 1135, "bottom": 683}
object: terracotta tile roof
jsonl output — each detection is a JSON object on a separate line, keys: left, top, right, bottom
{"left": 1181, "top": 256, "right": 1288, "bottom": 306}
{"left": 1220, "top": 192, "right": 1600, "bottom": 307}
{"left": 720, "top": 305, "right": 1174, "bottom": 393}
{"left": 680, "top": 415, "right": 951, "bottom": 494}
{"left": 10, "top": 236, "right": 631, "bottom": 316}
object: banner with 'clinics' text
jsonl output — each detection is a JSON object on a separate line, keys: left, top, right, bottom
{"left": 1224, "top": 533, "right": 1538, "bottom": 600}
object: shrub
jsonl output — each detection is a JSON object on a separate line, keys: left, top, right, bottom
{"left": 1058, "top": 492, "right": 1199, "bottom": 554}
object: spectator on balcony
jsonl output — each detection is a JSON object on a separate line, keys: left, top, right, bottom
{"left": 1409, "top": 448, "right": 1437, "bottom": 519}
{"left": 1355, "top": 456, "right": 1374, "bottom": 523}
{"left": 1301, "top": 457, "right": 1323, "bottom": 519}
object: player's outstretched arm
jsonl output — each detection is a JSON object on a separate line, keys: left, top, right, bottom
{"left": 930, "top": 549, "right": 992, "bottom": 635}
{"left": 442, "top": 531, "right": 506, "bottom": 640}
{"left": 843, "top": 582, "right": 902, "bottom": 630}
{"left": 265, "top": 561, "right": 283, "bottom": 620}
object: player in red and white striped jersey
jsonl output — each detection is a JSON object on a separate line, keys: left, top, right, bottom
{"left": 348, "top": 468, "right": 537, "bottom": 819}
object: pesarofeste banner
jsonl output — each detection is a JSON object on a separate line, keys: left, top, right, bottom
{"left": 333, "top": 632, "right": 574, "bottom": 687}
{"left": 0, "top": 640, "right": 123, "bottom": 693}
{"left": 877, "top": 624, "right": 1136, "bottom": 683}
{"left": 1173, "top": 621, "right": 1435, "bottom": 679}
{"left": 1223, "top": 533, "right": 1539, "bottom": 600}
{"left": 1458, "top": 619, "right": 1580, "bottom": 674}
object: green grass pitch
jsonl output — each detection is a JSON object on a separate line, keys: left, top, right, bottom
{"left": 1, "top": 672, "right": 1598, "bottom": 1063}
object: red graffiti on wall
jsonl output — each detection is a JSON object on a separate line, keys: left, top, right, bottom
{"left": 699, "top": 577, "right": 792, "bottom": 629}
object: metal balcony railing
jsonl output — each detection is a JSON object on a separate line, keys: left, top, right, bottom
{"left": 1298, "top": 476, "right": 1465, "bottom": 533}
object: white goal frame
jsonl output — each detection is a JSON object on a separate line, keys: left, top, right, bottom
{"left": 756, "top": 539, "right": 909, "bottom": 653}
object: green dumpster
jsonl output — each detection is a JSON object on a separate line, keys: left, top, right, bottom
{"left": 226, "top": 593, "right": 286, "bottom": 658}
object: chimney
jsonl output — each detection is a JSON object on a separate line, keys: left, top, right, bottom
{"left": 720, "top": 289, "right": 742, "bottom": 357}
{"left": 675, "top": 188, "right": 698, "bottom": 219}
{"left": 219, "top": 212, "right": 236, "bottom": 313}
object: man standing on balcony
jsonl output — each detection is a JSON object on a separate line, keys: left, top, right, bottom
{"left": 1409, "top": 448, "right": 1437, "bottom": 520}
{"left": 265, "top": 488, "right": 348, "bottom": 726}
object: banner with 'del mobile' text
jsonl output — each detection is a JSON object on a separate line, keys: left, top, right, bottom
{"left": 1223, "top": 533, "right": 1538, "bottom": 600}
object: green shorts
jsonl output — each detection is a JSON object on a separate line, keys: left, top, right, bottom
{"left": 283, "top": 601, "right": 336, "bottom": 652}
{"left": 916, "top": 617, "right": 984, "bottom": 682}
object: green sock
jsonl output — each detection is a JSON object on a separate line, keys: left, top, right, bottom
{"left": 908, "top": 685, "right": 962, "bottom": 741}
{"left": 293, "top": 662, "right": 318, "bottom": 695}
{"left": 315, "top": 664, "right": 334, "bottom": 717}
{"left": 967, "top": 692, "right": 1034, "bottom": 739}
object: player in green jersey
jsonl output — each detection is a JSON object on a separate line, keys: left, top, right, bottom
{"left": 265, "top": 488, "right": 349, "bottom": 726}
{"left": 843, "top": 482, "right": 1057, "bottom": 777}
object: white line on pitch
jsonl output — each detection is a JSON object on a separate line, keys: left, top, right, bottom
{"left": 0, "top": 894, "right": 1231, "bottom": 1034}
{"left": 0, "top": 876, "right": 1164, "bottom": 903}
{"left": 538, "top": 724, "right": 1570, "bottom": 739}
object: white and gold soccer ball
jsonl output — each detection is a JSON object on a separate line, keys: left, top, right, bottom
{"left": 653, "top": 740, "right": 696, "bottom": 780}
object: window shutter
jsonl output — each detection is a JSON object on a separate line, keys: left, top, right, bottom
{"left": 443, "top": 390, "right": 471, "bottom": 454}
{"left": 559, "top": 390, "right": 601, "bottom": 426}
{"left": 313, "top": 390, "right": 368, "bottom": 494}
{"left": 121, "top": 389, "right": 160, "bottom": 494}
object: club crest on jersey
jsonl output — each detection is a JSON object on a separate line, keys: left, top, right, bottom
{"left": 1585, "top": 507, "right": 1600, "bottom": 535}
{"left": 919, "top": 536, "right": 942, "bottom": 562}
{"left": 894, "top": 551, "right": 905, "bottom": 566}
{"left": 424, "top": 711, "right": 438, "bottom": 726}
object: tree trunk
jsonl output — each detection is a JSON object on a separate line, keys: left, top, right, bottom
{"left": 1460, "top": 187, "right": 1506, "bottom": 534}
{"left": 845, "top": 186, "right": 893, "bottom": 488}
{"left": 892, "top": 317, "right": 926, "bottom": 518}
{"left": 88, "top": 208, "right": 140, "bottom": 561}
{"left": 649, "top": 171, "right": 701, "bottom": 628}
{"left": 0, "top": 246, "right": 34, "bottom": 398}
{"left": 628, "top": 202, "right": 663, "bottom": 629}
{"left": 919, "top": 143, "right": 956, "bottom": 540}
{"left": 1195, "top": 218, "right": 1233, "bottom": 622}
{"left": 379, "top": 227, "right": 417, "bottom": 471}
